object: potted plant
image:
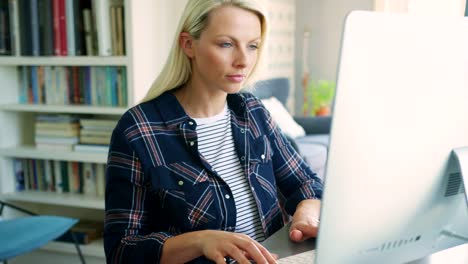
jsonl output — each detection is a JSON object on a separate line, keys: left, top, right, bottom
{"left": 302, "top": 80, "right": 336, "bottom": 116}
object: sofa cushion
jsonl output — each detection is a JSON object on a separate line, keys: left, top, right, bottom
{"left": 295, "top": 134, "right": 329, "bottom": 180}
{"left": 261, "top": 97, "right": 306, "bottom": 139}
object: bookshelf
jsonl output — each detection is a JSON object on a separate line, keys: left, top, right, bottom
{"left": 0, "top": 0, "right": 181, "bottom": 262}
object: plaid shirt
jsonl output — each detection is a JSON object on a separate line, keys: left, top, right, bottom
{"left": 104, "top": 90, "right": 323, "bottom": 263}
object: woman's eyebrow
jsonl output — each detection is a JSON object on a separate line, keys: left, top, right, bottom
{"left": 215, "top": 35, "right": 262, "bottom": 42}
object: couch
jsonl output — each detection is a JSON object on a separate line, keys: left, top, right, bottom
{"left": 252, "top": 78, "right": 331, "bottom": 180}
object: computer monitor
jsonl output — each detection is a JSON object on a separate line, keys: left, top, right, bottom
{"left": 315, "top": 11, "right": 468, "bottom": 264}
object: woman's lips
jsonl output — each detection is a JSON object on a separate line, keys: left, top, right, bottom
{"left": 226, "top": 74, "right": 245, "bottom": 83}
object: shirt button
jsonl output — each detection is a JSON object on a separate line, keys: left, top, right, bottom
{"left": 240, "top": 128, "right": 245, "bottom": 133}
{"left": 178, "top": 180, "right": 184, "bottom": 186}
{"left": 261, "top": 154, "right": 265, "bottom": 160}
{"left": 190, "top": 141, "right": 195, "bottom": 146}
{"left": 225, "top": 194, "right": 230, "bottom": 199}
{"left": 188, "top": 121, "right": 194, "bottom": 125}
{"left": 240, "top": 156, "right": 245, "bottom": 161}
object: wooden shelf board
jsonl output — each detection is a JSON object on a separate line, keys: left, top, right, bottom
{"left": 1, "top": 191, "right": 104, "bottom": 209}
{"left": 0, "top": 56, "right": 128, "bottom": 66}
{"left": 0, "top": 145, "right": 108, "bottom": 163}
{"left": 0, "top": 104, "right": 127, "bottom": 115}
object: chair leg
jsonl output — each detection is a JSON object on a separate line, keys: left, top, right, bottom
{"left": 68, "top": 231, "right": 86, "bottom": 264}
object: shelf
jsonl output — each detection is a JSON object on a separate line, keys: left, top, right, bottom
{"left": 42, "top": 239, "right": 105, "bottom": 258}
{"left": 1, "top": 191, "right": 104, "bottom": 209}
{"left": 0, "top": 104, "right": 127, "bottom": 115}
{"left": 0, "top": 56, "right": 129, "bottom": 66}
{"left": 0, "top": 145, "right": 108, "bottom": 163}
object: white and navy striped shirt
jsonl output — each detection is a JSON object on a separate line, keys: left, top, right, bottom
{"left": 193, "top": 105, "right": 266, "bottom": 242}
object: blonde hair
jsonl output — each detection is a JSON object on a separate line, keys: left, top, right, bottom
{"left": 141, "top": 0, "right": 268, "bottom": 103}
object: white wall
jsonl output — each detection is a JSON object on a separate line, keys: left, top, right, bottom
{"left": 294, "top": 0, "right": 374, "bottom": 115}
{"left": 375, "top": 0, "right": 466, "bottom": 16}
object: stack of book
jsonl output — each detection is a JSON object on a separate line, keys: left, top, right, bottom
{"left": 35, "top": 114, "right": 79, "bottom": 151}
{"left": 56, "top": 220, "right": 104, "bottom": 245}
{"left": 74, "top": 118, "right": 117, "bottom": 153}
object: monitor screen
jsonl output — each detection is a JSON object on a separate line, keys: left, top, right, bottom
{"left": 315, "top": 11, "right": 468, "bottom": 264}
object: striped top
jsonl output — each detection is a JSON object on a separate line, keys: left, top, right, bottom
{"left": 193, "top": 105, "right": 266, "bottom": 242}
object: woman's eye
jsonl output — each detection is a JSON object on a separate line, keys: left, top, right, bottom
{"left": 220, "top": 42, "right": 233, "bottom": 48}
{"left": 249, "top": 44, "right": 259, "bottom": 50}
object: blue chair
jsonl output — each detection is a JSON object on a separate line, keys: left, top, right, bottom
{"left": 0, "top": 200, "right": 86, "bottom": 264}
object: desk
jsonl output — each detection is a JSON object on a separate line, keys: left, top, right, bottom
{"left": 261, "top": 224, "right": 468, "bottom": 263}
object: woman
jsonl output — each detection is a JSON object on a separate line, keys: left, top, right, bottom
{"left": 104, "top": 0, "right": 323, "bottom": 263}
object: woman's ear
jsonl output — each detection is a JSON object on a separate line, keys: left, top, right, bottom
{"left": 180, "top": 32, "right": 195, "bottom": 58}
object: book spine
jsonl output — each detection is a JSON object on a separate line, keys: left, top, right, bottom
{"left": 8, "top": 0, "right": 19, "bottom": 55}
{"left": 14, "top": 159, "right": 25, "bottom": 191}
{"left": 95, "top": 163, "right": 104, "bottom": 197}
{"left": 37, "top": 66, "right": 45, "bottom": 103}
{"left": 60, "top": 161, "right": 69, "bottom": 192}
{"left": 53, "top": 160, "right": 63, "bottom": 193}
{"left": 39, "top": 0, "right": 54, "bottom": 55}
{"left": 93, "top": 0, "right": 111, "bottom": 56}
{"left": 115, "top": 5, "right": 124, "bottom": 55}
{"left": 19, "top": 66, "right": 28, "bottom": 103}
{"left": 30, "top": 66, "right": 38, "bottom": 103}
{"left": 65, "top": 0, "right": 75, "bottom": 56}
{"left": 58, "top": 0, "right": 67, "bottom": 56}
{"left": 82, "top": 8, "right": 93, "bottom": 55}
{"left": 19, "top": 0, "right": 32, "bottom": 55}
{"left": 110, "top": 5, "right": 116, "bottom": 55}
{"left": 72, "top": 0, "right": 83, "bottom": 55}
{"left": 30, "top": 0, "right": 40, "bottom": 56}
{"left": 52, "top": 0, "right": 61, "bottom": 55}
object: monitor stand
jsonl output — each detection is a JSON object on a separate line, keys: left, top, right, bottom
{"left": 451, "top": 147, "right": 468, "bottom": 206}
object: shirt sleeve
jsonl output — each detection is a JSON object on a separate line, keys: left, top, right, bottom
{"left": 104, "top": 120, "right": 172, "bottom": 264}
{"left": 261, "top": 102, "right": 324, "bottom": 215}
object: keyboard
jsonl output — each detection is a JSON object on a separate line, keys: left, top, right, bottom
{"left": 276, "top": 250, "right": 315, "bottom": 264}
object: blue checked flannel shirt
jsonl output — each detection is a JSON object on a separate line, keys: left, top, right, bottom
{"left": 104, "top": 90, "right": 323, "bottom": 263}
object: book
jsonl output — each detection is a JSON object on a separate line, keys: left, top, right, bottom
{"left": 0, "top": 1, "right": 11, "bottom": 55}
{"left": 92, "top": 0, "right": 111, "bottom": 56}
{"left": 18, "top": 0, "right": 32, "bottom": 55}
{"left": 14, "top": 159, "right": 25, "bottom": 191}
{"left": 95, "top": 163, "right": 104, "bottom": 197}
{"left": 53, "top": 160, "right": 63, "bottom": 193}
{"left": 35, "top": 142, "right": 74, "bottom": 151}
{"left": 80, "top": 118, "right": 117, "bottom": 128}
{"left": 52, "top": 0, "right": 61, "bottom": 55}
{"left": 30, "top": 0, "right": 40, "bottom": 56}
{"left": 73, "top": 144, "right": 109, "bottom": 153}
{"left": 8, "top": 0, "right": 20, "bottom": 55}
{"left": 82, "top": 8, "right": 93, "bottom": 55}
{"left": 82, "top": 162, "right": 96, "bottom": 196}
{"left": 38, "top": 0, "right": 54, "bottom": 55}
{"left": 58, "top": 0, "right": 67, "bottom": 56}
{"left": 65, "top": 0, "right": 75, "bottom": 55}
{"left": 115, "top": 5, "right": 124, "bottom": 55}
{"left": 55, "top": 220, "right": 103, "bottom": 244}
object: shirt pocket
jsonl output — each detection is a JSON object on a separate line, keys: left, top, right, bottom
{"left": 250, "top": 135, "right": 277, "bottom": 200}
{"left": 250, "top": 135, "right": 273, "bottom": 164}
{"left": 149, "top": 162, "right": 219, "bottom": 230}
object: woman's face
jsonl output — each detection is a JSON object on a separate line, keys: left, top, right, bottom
{"left": 189, "top": 6, "right": 262, "bottom": 94}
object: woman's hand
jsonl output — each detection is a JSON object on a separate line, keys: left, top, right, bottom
{"left": 199, "top": 230, "right": 277, "bottom": 264}
{"left": 289, "top": 199, "right": 321, "bottom": 242}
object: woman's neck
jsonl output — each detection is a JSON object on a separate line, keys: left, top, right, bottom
{"left": 173, "top": 82, "right": 227, "bottom": 118}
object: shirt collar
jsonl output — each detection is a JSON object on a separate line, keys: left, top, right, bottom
{"left": 153, "top": 90, "right": 249, "bottom": 126}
